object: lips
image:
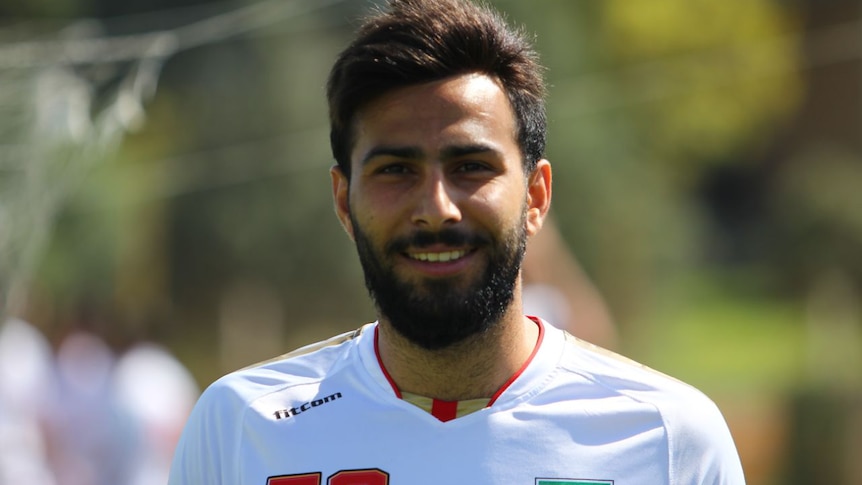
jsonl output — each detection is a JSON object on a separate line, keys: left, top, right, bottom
{"left": 389, "top": 229, "right": 487, "bottom": 275}
{"left": 408, "top": 249, "right": 468, "bottom": 262}
{"left": 401, "top": 247, "right": 475, "bottom": 278}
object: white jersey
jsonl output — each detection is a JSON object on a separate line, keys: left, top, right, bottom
{"left": 169, "top": 319, "right": 745, "bottom": 485}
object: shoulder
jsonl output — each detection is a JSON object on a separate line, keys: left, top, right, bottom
{"left": 204, "top": 325, "right": 367, "bottom": 409}
{"left": 558, "top": 332, "right": 716, "bottom": 407}
{"left": 169, "top": 325, "right": 370, "bottom": 485}
{"left": 185, "top": 325, "right": 366, "bottom": 423}
{"left": 558, "top": 333, "right": 726, "bottom": 428}
{"left": 558, "top": 333, "right": 745, "bottom": 482}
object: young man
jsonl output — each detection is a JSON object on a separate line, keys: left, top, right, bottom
{"left": 169, "top": 1, "right": 746, "bottom": 483}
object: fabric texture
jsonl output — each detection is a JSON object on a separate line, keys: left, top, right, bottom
{"left": 169, "top": 319, "right": 745, "bottom": 485}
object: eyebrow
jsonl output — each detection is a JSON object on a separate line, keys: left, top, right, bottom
{"left": 360, "top": 143, "right": 497, "bottom": 166}
{"left": 441, "top": 144, "right": 497, "bottom": 159}
{"left": 360, "top": 146, "right": 423, "bottom": 166}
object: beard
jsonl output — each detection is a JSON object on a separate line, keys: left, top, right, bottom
{"left": 350, "top": 211, "right": 528, "bottom": 350}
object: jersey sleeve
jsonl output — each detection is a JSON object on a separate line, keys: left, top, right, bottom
{"left": 666, "top": 393, "right": 746, "bottom": 484}
{"left": 168, "top": 376, "right": 244, "bottom": 485}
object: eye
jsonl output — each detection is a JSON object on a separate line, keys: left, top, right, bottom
{"left": 376, "top": 163, "right": 411, "bottom": 175}
{"left": 456, "top": 161, "right": 490, "bottom": 172}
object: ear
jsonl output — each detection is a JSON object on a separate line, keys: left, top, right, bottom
{"left": 525, "top": 159, "right": 552, "bottom": 237}
{"left": 330, "top": 165, "right": 355, "bottom": 240}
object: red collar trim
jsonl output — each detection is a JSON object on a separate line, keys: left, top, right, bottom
{"left": 374, "top": 324, "right": 402, "bottom": 399}
{"left": 487, "top": 316, "right": 544, "bottom": 406}
{"left": 372, "top": 317, "right": 545, "bottom": 407}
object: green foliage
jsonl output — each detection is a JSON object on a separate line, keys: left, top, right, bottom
{"left": 601, "top": 0, "right": 803, "bottom": 175}
{"left": 632, "top": 271, "right": 808, "bottom": 395}
{"left": 768, "top": 144, "right": 862, "bottom": 290}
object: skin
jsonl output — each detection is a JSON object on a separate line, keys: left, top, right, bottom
{"left": 331, "top": 73, "right": 552, "bottom": 401}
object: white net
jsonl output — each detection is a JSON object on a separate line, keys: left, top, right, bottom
{"left": 0, "top": 0, "right": 351, "bottom": 319}
{"left": 1, "top": 48, "right": 166, "bottom": 318}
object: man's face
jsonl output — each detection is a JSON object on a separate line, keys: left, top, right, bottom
{"left": 332, "top": 73, "right": 549, "bottom": 349}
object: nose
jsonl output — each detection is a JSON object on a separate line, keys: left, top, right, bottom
{"left": 410, "top": 169, "right": 462, "bottom": 229}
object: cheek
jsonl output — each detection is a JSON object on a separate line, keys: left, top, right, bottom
{"left": 349, "top": 191, "right": 397, "bottom": 238}
{"left": 350, "top": 177, "right": 418, "bottom": 220}
{"left": 351, "top": 176, "right": 394, "bottom": 207}
{"left": 473, "top": 183, "right": 527, "bottom": 225}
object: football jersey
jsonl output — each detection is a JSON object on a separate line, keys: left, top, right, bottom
{"left": 169, "top": 318, "right": 745, "bottom": 484}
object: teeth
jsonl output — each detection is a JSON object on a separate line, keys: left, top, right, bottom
{"left": 411, "top": 250, "right": 466, "bottom": 262}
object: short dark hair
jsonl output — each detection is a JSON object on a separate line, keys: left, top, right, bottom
{"left": 326, "top": 0, "right": 547, "bottom": 177}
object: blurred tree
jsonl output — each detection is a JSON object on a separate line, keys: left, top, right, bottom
{"left": 486, "top": 0, "right": 805, "bottom": 327}
{"left": 601, "top": 0, "right": 803, "bottom": 179}
{"left": 769, "top": 144, "right": 862, "bottom": 291}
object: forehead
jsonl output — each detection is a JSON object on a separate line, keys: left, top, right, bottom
{"left": 351, "top": 73, "right": 518, "bottom": 160}
{"left": 365, "top": 73, "right": 511, "bottom": 119}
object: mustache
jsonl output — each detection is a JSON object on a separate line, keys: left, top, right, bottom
{"left": 386, "top": 228, "right": 492, "bottom": 254}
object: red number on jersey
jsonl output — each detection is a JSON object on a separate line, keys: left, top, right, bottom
{"left": 268, "top": 472, "right": 322, "bottom": 485}
{"left": 329, "top": 469, "right": 389, "bottom": 485}
{"left": 267, "top": 469, "right": 388, "bottom": 485}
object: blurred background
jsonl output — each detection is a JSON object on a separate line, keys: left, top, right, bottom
{"left": 1, "top": 0, "right": 861, "bottom": 484}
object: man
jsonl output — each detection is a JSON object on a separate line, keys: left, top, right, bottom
{"left": 169, "top": 1, "right": 746, "bottom": 483}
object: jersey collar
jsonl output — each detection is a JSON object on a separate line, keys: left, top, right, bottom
{"left": 358, "top": 317, "right": 561, "bottom": 421}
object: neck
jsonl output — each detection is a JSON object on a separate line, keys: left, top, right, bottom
{"left": 375, "top": 306, "right": 540, "bottom": 402}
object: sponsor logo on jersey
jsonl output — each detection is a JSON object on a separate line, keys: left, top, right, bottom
{"left": 536, "top": 480, "right": 613, "bottom": 485}
{"left": 273, "top": 392, "right": 343, "bottom": 420}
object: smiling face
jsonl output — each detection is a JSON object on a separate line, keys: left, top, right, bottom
{"left": 331, "top": 73, "right": 551, "bottom": 349}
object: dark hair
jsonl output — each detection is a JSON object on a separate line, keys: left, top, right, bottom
{"left": 326, "top": 0, "right": 547, "bottom": 177}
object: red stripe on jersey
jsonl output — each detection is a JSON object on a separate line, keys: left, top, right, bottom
{"left": 431, "top": 399, "right": 459, "bottom": 422}
{"left": 487, "top": 317, "right": 544, "bottom": 406}
{"left": 374, "top": 318, "right": 544, "bottom": 415}
{"left": 374, "top": 325, "right": 402, "bottom": 398}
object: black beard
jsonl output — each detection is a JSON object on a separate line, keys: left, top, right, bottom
{"left": 351, "top": 214, "right": 527, "bottom": 350}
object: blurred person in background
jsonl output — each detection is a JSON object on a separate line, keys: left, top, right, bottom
{"left": 0, "top": 318, "right": 56, "bottom": 485}
{"left": 112, "top": 339, "right": 199, "bottom": 485}
{"left": 169, "top": 0, "right": 744, "bottom": 483}
{"left": 522, "top": 214, "right": 618, "bottom": 349}
{"left": 42, "top": 327, "right": 135, "bottom": 485}
{"left": 37, "top": 304, "right": 198, "bottom": 485}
